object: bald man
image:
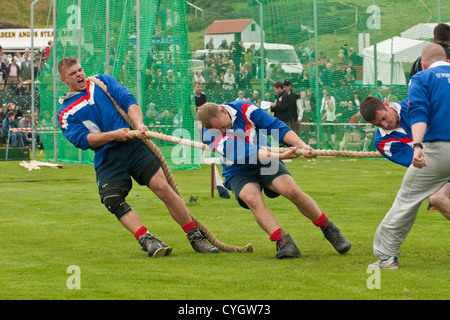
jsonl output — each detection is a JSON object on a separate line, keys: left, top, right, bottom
{"left": 369, "top": 44, "right": 450, "bottom": 269}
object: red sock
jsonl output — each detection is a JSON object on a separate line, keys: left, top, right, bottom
{"left": 269, "top": 228, "right": 283, "bottom": 242}
{"left": 313, "top": 213, "right": 327, "bottom": 228}
{"left": 182, "top": 221, "right": 196, "bottom": 233}
{"left": 134, "top": 226, "right": 147, "bottom": 240}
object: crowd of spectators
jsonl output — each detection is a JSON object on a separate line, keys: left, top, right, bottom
{"left": 191, "top": 40, "right": 363, "bottom": 93}
{"left": 0, "top": 101, "right": 42, "bottom": 149}
{"left": 0, "top": 43, "right": 48, "bottom": 92}
{"left": 141, "top": 38, "right": 391, "bottom": 151}
{"left": 0, "top": 37, "right": 401, "bottom": 152}
{"left": 0, "top": 44, "right": 47, "bottom": 149}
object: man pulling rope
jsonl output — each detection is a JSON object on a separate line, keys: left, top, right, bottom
{"left": 56, "top": 57, "right": 250, "bottom": 257}
{"left": 126, "top": 129, "right": 382, "bottom": 159}
{"left": 195, "top": 101, "right": 352, "bottom": 259}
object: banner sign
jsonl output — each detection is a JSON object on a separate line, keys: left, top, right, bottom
{"left": 0, "top": 28, "right": 54, "bottom": 51}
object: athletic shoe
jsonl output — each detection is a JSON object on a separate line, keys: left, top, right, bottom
{"left": 276, "top": 233, "right": 301, "bottom": 259}
{"left": 368, "top": 256, "right": 399, "bottom": 269}
{"left": 138, "top": 232, "right": 173, "bottom": 258}
{"left": 320, "top": 217, "right": 352, "bottom": 254}
{"left": 187, "top": 228, "right": 219, "bottom": 253}
{"left": 217, "top": 185, "right": 230, "bottom": 199}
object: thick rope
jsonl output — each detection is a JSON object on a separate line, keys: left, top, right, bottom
{"left": 127, "top": 129, "right": 383, "bottom": 159}
{"left": 262, "top": 146, "right": 383, "bottom": 158}
{"left": 88, "top": 76, "right": 253, "bottom": 253}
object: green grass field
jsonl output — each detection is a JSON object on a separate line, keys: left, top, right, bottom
{"left": 0, "top": 156, "right": 448, "bottom": 301}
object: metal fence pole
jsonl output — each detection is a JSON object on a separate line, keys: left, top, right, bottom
{"left": 31, "top": 0, "right": 40, "bottom": 160}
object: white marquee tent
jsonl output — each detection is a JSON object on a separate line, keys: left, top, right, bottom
{"left": 362, "top": 36, "right": 430, "bottom": 85}
{"left": 401, "top": 22, "right": 450, "bottom": 40}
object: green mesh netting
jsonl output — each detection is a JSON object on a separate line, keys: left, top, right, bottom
{"left": 36, "top": 0, "right": 449, "bottom": 164}
{"left": 38, "top": 0, "right": 201, "bottom": 168}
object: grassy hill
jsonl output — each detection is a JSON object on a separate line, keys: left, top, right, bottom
{"left": 0, "top": 0, "right": 53, "bottom": 28}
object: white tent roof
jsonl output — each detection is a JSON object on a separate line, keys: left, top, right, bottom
{"left": 362, "top": 36, "right": 430, "bottom": 63}
{"left": 401, "top": 23, "right": 450, "bottom": 40}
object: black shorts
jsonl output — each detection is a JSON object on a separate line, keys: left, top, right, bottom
{"left": 228, "top": 161, "right": 291, "bottom": 209}
{"left": 96, "top": 138, "right": 161, "bottom": 190}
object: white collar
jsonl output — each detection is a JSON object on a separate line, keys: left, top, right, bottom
{"left": 429, "top": 61, "right": 450, "bottom": 68}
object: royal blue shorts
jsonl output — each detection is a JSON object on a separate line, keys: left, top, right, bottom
{"left": 227, "top": 161, "right": 291, "bottom": 209}
{"left": 95, "top": 138, "right": 160, "bottom": 190}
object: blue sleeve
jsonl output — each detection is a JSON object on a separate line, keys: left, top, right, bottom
{"left": 60, "top": 114, "right": 91, "bottom": 150}
{"left": 374, "top": 132, "right": 413, "bottom": 168}
{"left": 96, "top": 74, "right": 138, "bottom": 112}
{"left": 399, "top": 98, "right": 409, "bottom": 109}
{"left": 408, "top": 74, "right": 429, "bottom": 126}
{"left": 202, "top": 128, "right": 259, "bottom": 165}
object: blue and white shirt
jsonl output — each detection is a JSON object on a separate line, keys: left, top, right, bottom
{"left": 202, "top": 100, "right": 292, "bottom": 187}
{"left": 408, "top": 61, "right": 450, "bottom": 143}
{"left": 373, "top": 99, "right": 413, "bottom": 167}
{"left": 57, "top": 74, "right": 138, "bottom": 168}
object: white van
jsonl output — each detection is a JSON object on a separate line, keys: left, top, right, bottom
{"left": 243, "top": 42, "right": 303, "bottom": 75}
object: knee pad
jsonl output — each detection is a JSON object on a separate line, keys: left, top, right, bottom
{"left": 100, "top": 180, "right": 133, "bottom": 220}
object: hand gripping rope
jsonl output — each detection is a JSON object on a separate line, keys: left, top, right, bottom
{"left": 124, "top": 130, "right": 383, "bottom": 159}
{"left": 88, "top": 76, "right": 253, "bottom": 253}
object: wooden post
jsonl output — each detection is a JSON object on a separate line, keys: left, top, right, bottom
{"left": 211, "top": 163, "right": 215, "bottom": 198}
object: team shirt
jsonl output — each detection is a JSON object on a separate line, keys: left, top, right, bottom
{"left": 202, "top": 100, "right": 292, "bottom": 187}
{"left": 57, "top": 74, "right": 138, "bottom": 168}
{"left": 382, "top": 61, "right": 450, "bottom": 167}
{"left": 373, "top": 99, "right": 413, "bottom": 167}
{"left": 408, "top": 61, "right": 450, "bottom": 143}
